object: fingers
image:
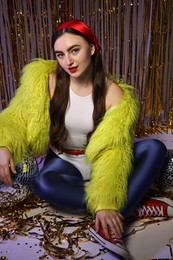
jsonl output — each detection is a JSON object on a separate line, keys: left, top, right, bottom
{"left": 0, "top": 164, "right": 13, "bottom": 186}
{"left": 111, "top": 215, "right": 123, "bottom": 238}
{"left": 95, "top": 210, "right": 124, "bottom": 239}
{"left": 101, "top": 221, "right": 110, "bottom": 239}
{"left": 0, "top": 147, "right": 15, "bottom": 186}
{"left": 102, "top": 216, "right": 123, "bottom": 239}
{"left": 95, "top": 212, "right": 110, "bottom": 238}
{"left": 9, "top": 158, "right": 16, "bottom": 174}
{"left": 95, "top": 215, "right": 100, "bottom": 233}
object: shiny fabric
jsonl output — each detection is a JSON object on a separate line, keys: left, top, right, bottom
{"left": 34, "top": 139, "right": 167, "bottom": 216}
{"left": 55, "top": 19, "right": 101, "bottom": 51}
{"left": 36, "top": 151, "right": 86, "bottom": 210}
{"left": 121, "top": 139, "right": 167, "bottom": 216}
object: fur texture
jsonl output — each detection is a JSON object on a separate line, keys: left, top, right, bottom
{"left": 85, "top": 83, "right": 139, "bottom": 214}
{"left": 0, "top": 59, "right": 139, "bottom": 214}
{"left": 0, "top": 59, "right": 57, "bottom": 163}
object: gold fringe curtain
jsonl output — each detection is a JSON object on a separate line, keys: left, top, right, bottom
{"left": 0, "top": 0, "right": 172, "bottom": 136}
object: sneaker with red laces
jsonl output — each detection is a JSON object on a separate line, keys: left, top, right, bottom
{"left": 135, "top": 196, "right": 173, "bottom": 217}
{"left": 89, "top": 224, "right": 129, "bottom": 259}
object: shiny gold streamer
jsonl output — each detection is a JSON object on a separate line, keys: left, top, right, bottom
{"left": 0, "top": 0, "right": 173, "bottom": 136}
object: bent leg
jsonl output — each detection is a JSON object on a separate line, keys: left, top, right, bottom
{"left": 34, "top": 149, "right": 86, "bottom": 211}
{"left": 121, "top": 139, "right": 167, "bottom": 217}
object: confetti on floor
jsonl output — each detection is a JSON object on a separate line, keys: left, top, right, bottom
{"left": 0, "top": 193, "right": 173, "bottom": 260}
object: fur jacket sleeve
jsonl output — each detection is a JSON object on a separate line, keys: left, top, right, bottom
{"left": 85, "top": 82, "right": 139, "bottom": 214}
{"left": 0, "top": 58, "right": 57, "bottom": 163}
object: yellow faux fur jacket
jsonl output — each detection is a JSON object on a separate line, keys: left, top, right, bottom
{"left": 0, "top": 58, "right": 139, "bottom": 214}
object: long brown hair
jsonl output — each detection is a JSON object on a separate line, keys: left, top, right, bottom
{"left": 50, "top": 28, "right": 107, "bottom": 152}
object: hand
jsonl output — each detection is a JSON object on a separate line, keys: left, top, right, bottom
{"left": 95, "top": 209, "right": 124, "bottom": 239}
{"left": 0, "top": 147, "right": 16, "bottom": 186}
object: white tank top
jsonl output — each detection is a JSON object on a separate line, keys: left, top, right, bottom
{"left": 57, "top": 87, "right": 94, "bottom": 181}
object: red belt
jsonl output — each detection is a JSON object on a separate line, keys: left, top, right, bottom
{"left": 63, "top": 149, "right": 85, "bottom": 155}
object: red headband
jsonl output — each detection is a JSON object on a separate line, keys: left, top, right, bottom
{"left": 55, "top": 19, "right": 101, "bottom": 51}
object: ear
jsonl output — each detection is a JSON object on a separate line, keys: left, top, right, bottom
{"left": 90, "top": 44, "right": 95, "bottom": 56}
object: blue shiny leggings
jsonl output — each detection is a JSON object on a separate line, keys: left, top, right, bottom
{"left": 34, "top": 139, "right": 167, "bottom": 217}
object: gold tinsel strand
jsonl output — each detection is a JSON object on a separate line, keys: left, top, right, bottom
{"left": 0, "top": 0, "right": 173, "bottom": 136}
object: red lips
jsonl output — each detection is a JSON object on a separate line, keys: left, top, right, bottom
{"left": 68, "top": 66, "right": 78, "bottom": 73}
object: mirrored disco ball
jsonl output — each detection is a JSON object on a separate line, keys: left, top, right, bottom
{"left": 0, "top": 156, "right": 38, "bottom": 208}
{"left": 154, "top": 150, "right": 173, "bottom": 195}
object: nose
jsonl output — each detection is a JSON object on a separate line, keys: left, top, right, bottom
{"left": 65, "top": 53, "right": 73, "bottom": 66}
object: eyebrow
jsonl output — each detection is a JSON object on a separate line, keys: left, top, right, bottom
{"left": 55, "top": 44, "right": 80, "bottom": 53}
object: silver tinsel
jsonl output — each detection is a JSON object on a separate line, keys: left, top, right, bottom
{"left": 0, "top": 156, "right": 38, "bottom": 207}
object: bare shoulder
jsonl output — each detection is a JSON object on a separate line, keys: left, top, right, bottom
{"left": 48, "top": 73, "right": 56, "bottom": 99}
{"left": 106, "top": 79, "right": 124, "bottom": 109}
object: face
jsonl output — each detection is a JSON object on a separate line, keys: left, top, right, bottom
{"left": 54, "top": 32, "right": 95, "bottom": 78}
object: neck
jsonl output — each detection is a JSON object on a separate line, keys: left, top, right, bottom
{"left": 70, "top": 78, "right": 93, "bottom": 97}
{"left": 70, "top": 65, "right": 93, "bottom": 96}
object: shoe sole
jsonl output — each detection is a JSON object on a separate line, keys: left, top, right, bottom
{"left": 89, "top": 227, "right": 129, "bottom": 259}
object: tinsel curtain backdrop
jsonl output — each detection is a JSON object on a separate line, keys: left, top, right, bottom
{"left": 0, "top": 0, "right": 172, "bottom": 136}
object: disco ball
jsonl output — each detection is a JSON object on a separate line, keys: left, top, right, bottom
{"left": 0, "top": 156, "right": 38, "bottom": 207}
{"left": 154, "top": 150, "right": 173, "bottom": 195}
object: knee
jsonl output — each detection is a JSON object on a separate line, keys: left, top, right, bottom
{"left": 135, "top": 138, "right": 166, "bottom": 152}
{"left": 145, "top": 139, "right": 167, "bottom": 155}
{"left": 150, "top": 139, "right": 165, "bottom": 147}
{"left": 134, "top": 139, "right": 167, "bottom": 162}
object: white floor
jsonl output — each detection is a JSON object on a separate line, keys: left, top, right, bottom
{"left": 124, "top": 217, "right": 173, "bottom": 260}
{"left": 0, "top": 194, "right": 173, "bottom": 260}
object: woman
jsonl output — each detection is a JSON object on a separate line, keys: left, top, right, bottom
{"left": 0, "top": 20, "right": 168, "bottom": 259}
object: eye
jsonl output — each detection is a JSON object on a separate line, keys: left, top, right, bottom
{"left": 71, "top": 48, "right": 80, "bottom": 54}
{"left": 56, "top": 53, "right": 64, "bottom": 59}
